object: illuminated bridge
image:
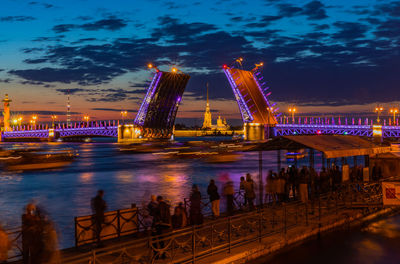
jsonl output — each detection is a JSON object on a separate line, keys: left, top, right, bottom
{"left": 223, "top": 62, "right": 400, "bottom": 139}
{"left": 1, "top": 67, "right": 190, "bottom": 142}
{"left": 2, "top": 62, "right": 400, "bottom": 141}
{"left": 223, "top": 63, "right": 277, "bottom": 140}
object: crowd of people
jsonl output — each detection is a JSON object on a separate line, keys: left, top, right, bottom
{"left": 0, "top": 163, "right": 383, "bottom": 262}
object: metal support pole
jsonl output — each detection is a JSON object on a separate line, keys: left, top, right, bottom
{"left": 305, "top": 203, "right": 309, "bottom": 226}
{"left": 192, "top": 225, "right": 196, "bottom": 263}
{"left": 259, "top": 151, "right": 263, "bottom": 207}
{"left": 228, "top": 217, "right": 232, "bottom": 253}
{"left": 277, "top": 149, "right": 281, "bottom": 172}
{"left": 364, "top": 155, "right": 370, "bottom": 167}
{"left": 259, "top": 210, "right": 262, "bottom": 242}
{"left": 309, "top": 149, "right": 314, "bottom": 168}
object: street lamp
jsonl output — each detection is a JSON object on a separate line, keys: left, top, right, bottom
{"left": 288, "top": 107, "right": 296, "bottom": 123}
{"left": 235, "top": 57, "right": 243, "bottom": 67}
{"left": 83, "top": 115, "right": 90, "bottom": 126}
{"left": 18, "top": 117, "right": 22, "bottom": 126}
{"left": 390, "top": 108, "right": 398, "bottom": 126}
{"left": 375, "top": 106, "right": 383, "bottom": 123}
{"left": 120, "top": 110, "right": 128, "bottom": 124}
{"left": 51, "top": 115, "right": 57, "bottom": 128}
{"left": 31, "top": 115, "right": 37, "bottom": 126}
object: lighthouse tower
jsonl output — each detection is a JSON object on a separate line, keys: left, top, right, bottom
{"left": 2, "top": 94, "right": 12, "bottom": 132}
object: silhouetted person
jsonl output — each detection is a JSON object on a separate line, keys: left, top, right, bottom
{"left": 223, "top": 179, "right": 235, "bottom": 215}
{"left": 207, "top": 179, "right": 220, "bottom": 218}
{"left": 189, "top": 184, "right": 203, "bottom": 225}
{"left": 243, "top": 173, "right": 256, "bottom": 210}
{"left": 153, "top": 196, "right": 171, "bottom": 259}
{"left": 35, "top": 206, "right": 60, "bottom": 264}
{"left": 148, "top": 195, "right": 158, "bottom": 218}
{"left": 91, "top": 190, "right": 107, "bottom": 246}
{"left": 172, "top": 202, "right": 188, "bottom": 229}
{"left": 22, "top": 203, "right": 40, "bottom": 264}
{"left": 239, "top": 176, "right": 247, "bottom": 206}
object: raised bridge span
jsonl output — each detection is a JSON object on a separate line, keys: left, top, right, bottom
{"left": 2, "top": 63, "right": 398, "bottom": 141}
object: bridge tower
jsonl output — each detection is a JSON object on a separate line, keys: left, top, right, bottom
{"left": 118, "top": 66, "right": 190, "bottom": 142}
{"left": 2, "top": 94, "right": 12, "bottom": 132}
{"left": 223, "top": 63, "right": 277, "bottom": 140}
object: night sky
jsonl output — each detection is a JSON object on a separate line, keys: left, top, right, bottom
{"left": 0, "top": 0, "right": 399, "bottom": 124}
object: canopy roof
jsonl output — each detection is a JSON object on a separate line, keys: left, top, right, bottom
{"left": 252, "top": 135, "right": 391, "bottom": 159}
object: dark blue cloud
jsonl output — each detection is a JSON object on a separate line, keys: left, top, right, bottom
{"left": 303, "top": 1, "right": 328, "bottom": 20}
{"left": 56, "top": 88, "right": 86, "bottom": 95}
{"left": 332, "top": 22, "right": 368, "bottom": 40}
{"left": 28, "top": 2, "right": 54, "bottom": 8}
{"left": 276, "top": 1, "right": 328, "bottom": 20}
{"left": 0, "top": 16, "right": 36, "bottom": 22}
{"left": 52, "top": 17, "right": 127, "bottom": 33}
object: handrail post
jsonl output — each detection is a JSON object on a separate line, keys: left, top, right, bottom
{"left": 259, "top": 210, "right": 262, "bottom": 242}
{"left": 318, "top": 196, "right": 322, "bottom": 237}
{"left": 192, "top": 225, "right": 196, "bottom": 263}
{"left": 305, "top": 202, "right": 308, "bottom": 226}
{"left": 117, "top": 210, "right": 121, "bottom": 238}
{"left": 211, "top": 224, "right": 214, "bottom": 255}
{"left": 228, "top": 217, "right": 232, "bottom": 253}
{"left": 284, "top": 205, "right": 287, "bottom": 240}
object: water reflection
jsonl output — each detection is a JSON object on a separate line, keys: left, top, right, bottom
{"left": 260, "top": 214, "right": 400, "bottom": 264}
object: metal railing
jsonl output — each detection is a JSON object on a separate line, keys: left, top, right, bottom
{"left": 75, "top": 207, "right": 139, "bottom": 247}
{"left": 4, "top": 179, "right": 393, "bottom": 263}
{"left": 62, "top": 196, "right": 356, "bottom": 264}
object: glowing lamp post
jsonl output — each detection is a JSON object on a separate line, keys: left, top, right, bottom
{"left": 83, "top": 115, "right": 90, "bottom": 127}
{"left": 30, "top": 115, "right": 37, "bottom": 128}
{"left": 120, "top": 110, "right": 128, "bottom": 124}
{"left": 375, "top": 106, "right": 383, "bottom": 124}
{"left": 288, "top": 107, "right": 296, "bottom": 123}
{"left": 51, "top": 115, "right": 57, "bottom": 128}
{"left": 18, "top": 117, "right": 22, "bottom": 126}
{"left": 235, "top": 57, "right": 243, "bottom": 67}
{"left": 390, "top": 108, "right": 398, "bottom": 126}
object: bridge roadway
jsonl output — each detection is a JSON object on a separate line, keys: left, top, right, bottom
{"left": 3, "top": 123, "right": 400, "bottom": 140}
{"left": 1, "top": 126, "right": 118, "bottom": 140}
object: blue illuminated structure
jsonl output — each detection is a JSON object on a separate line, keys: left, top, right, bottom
{"left": 223, "top": 66, "right": 253, "bottom": 123}
{"left": 134, "top": 71, "right": 163, "bottom": 126}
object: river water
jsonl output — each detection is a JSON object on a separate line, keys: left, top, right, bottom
{"left": 0, "top": 137, "right": 303, "bottom": 248}
{"left": 253, "top": 213, "right": 400, "bottom": 264}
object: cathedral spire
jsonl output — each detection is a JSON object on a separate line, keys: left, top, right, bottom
{"left": 202, "top": 82, "right": 212, "bottom": 129}
{"left": 206, "top": 82, "right": 209, "bottom": 106}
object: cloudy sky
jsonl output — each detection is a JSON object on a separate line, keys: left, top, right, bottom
{"left": 0, "top": 0, "right": 399, "bottom": 124}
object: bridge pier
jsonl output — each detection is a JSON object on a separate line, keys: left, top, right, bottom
{"left": 117, "top": 124, "right": 143, "bottom": 143}
{"left": 244, "top": 123, "right": 276, "bottom": 141}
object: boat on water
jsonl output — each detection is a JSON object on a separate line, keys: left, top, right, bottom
{"left": 285, "top": 151, "right": 306, "bottom": 160}
{"left": 1, "top": 149, "right": 77, "bottom": 171}
{"left": 203, "top": 152, "right": 243, "bottom": 163}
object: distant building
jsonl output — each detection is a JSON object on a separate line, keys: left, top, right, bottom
{"left": 201, "top": 83, "right": 230, "bottom": 131}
